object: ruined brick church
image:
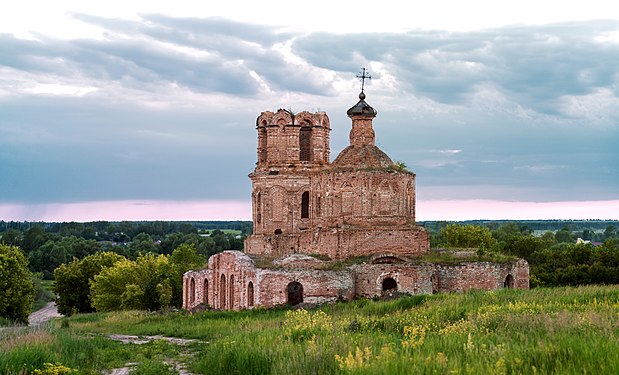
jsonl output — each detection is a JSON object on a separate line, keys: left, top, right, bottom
{"left": 183, "top": 76, "right": 529, "bottom": 310}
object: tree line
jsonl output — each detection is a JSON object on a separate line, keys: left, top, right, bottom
{"left": 2, "top": 220, "right": 618, "bottom": 324}
{"left": 431, "top": 222, "right": 619, "bottom": 286}
{"left": 0, "top": 221, "right": 250, "bottom": 279}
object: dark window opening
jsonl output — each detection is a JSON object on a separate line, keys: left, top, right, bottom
{"left": 300, "top": 127, "right": 311, "bottom": 161}
{"left": 229, "top": 275, "right": 235, "bottom": 309}
{"left": 189, "top": 277, "right": 195, "bottom": 305}
{"left": 256, "top": 192, "right": 262, "bottom": 225}
{"left": 301, "top": 191, "right": 310, "bottom": 219}
{"left": 382, "top": 277, "right": 397, "bottom": 292}
{"left": 287, "top": 281, "right": 304, "bottom": 306}
{"left": 259, "top": 126, "right": 267, "bottom": 162}
{"left": 247, "top": 282, "right": 254, "bottom": 307}
{"left": 220, "top": 274, "right": 226, "bottom": 309}
{"left": 274, "top": 228, "right": 282, "bottom": 235}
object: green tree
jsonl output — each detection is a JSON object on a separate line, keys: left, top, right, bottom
{"left": 53, "top": 252, "right": 124, "bottom": 315}
{"left": 440, "top": 224, "right": 496, "bottom": 248}
{"left": 169, "top": 243, "right": 206, "bottom": 307}
{"left": 90, "top": 253, "right": 173, "bottom": 312}
{"left": 555, "top": 226, "right": 574, "bottom": 243}
{"left": 0, "top": 244, "right": 35, "bottom": 324}
{"left": 605, "top": 225, "right": 617, "bottom": 240}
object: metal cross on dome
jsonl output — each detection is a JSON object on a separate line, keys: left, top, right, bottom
{"left": 356, "top": 68, "right": 371, "bottom": 92}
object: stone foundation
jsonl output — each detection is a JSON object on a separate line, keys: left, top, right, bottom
{"left": 183, "top": 252, "right": 530, "bottom": 311}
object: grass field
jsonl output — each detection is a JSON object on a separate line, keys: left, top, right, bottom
{"left": 2, "top": 285, "right": 618, "bottom": 374}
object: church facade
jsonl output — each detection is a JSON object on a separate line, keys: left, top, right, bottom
{"left": 183, "top": 87, "right": 529, "bottom": 311}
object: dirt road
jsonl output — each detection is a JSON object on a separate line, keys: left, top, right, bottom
{"left": 28, "top": 302, "right": 62, "bottom": 326}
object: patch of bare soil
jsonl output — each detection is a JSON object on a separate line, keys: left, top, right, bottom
{"left": 28, "top": 302, "right": 62, "bottom": 326}
{"left": 104, "top": 334, "right": 204, "bottom": 375}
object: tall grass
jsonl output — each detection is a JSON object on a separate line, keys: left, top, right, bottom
{"left": 2, "top": 285, "right": 618, "bottom": 374}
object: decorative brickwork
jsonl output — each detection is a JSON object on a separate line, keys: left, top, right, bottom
{"left": 183, "top": 88, "right": 530, "bottom": 311}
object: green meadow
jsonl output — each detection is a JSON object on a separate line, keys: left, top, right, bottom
{"left": 2, "top": 285, "right": 618, "bottom": 374}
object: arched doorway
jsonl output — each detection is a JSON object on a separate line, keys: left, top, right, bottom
{"left": 287, "top": 281, "right": 303, "bottom": 306}
{"left": 220, "top": 274, "right": 226, "bottom": 309}
{"left": 203, "top": 279, "right": 209, "bottom": 304}
{"left": 247, "top": 281, "right": 254, "bottom": 307}
{"left": 189, "top": 277, "right": 196, "bottom": 306}
{"left": 504, "top": 274, "right": 514, "bottom": 289}
{"left": 382, "top": 277, "right": 397, "bottom": 293}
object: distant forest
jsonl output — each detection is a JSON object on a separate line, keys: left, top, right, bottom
{"left": 1, "top": 219, "right": 617, "bottom": 285}
{"left": 0, "top": 220, "right": 252, "bottom": 279}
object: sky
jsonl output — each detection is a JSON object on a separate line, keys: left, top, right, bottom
{"left": 1, "top": 0, "right": 618, "bottom": 221}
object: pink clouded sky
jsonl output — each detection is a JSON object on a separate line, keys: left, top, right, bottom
{"left": 1, "top": 200, "right": 617, "bottom": 222}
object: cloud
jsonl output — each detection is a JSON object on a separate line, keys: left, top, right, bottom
{"left": 293, "top": 21, "right": 619, "bottom": 122}
{"left": 0, "top": 16, "right": 618, "bottom": 212}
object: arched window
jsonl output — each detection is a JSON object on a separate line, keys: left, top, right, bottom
{"left": 220, "top": 274, "right": 226, "bottom": 309}
{"left": 247, "top": 281, "right": 254, "bottom": 307}
{"left": 229, "top": 275, "right": 235, "bottom": 310}
{"left": 259, "top": 126, "right": 268, "bottom": 162}
{"left": 299, "top": 126, "right": 311, "bottom": 161}
{"left": 287, "top": 281, "right": 304, "bottom": 306}
{"left": 189, "top": 277, "right": 196, "bottom": 306}
{"left": 203, "top": 279, "right": 209, "bottom": 305}
{"left": 301, "top": 191, "right": 310, "bottom": 219}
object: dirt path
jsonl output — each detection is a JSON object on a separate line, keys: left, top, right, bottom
{"left": 28, "top": 302, "right": 62, "bottom": 326}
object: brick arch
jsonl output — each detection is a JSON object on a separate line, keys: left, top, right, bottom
{"left": 295, "top": 111, "right": 317, "bottom": 126}
{"left": 271, "top": 109, "right": 293, "bottom": 126}
{"left": 318, "top": 113, "right": 330, "bottom": 128}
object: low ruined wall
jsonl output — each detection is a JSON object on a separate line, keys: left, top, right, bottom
{"left": 435, "top": 259, "right": 529, "bottom": 293}
{"left": 352, "top": 263, "right": 434, "bottom": 298}
{"left": 184, "top": 252, "right": 530, "bottom": 311}
{"left": 256, "top": 268, "right": 354, "bottom": 307}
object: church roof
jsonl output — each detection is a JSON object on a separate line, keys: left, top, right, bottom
{"left": 346, "top": 91, "right": 377, "bottom": 117}
{"left": 332, "top": 144, "right": 394, "bottom": 169}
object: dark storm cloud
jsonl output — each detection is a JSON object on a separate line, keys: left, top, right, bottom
{"left": 293, "top": 21, "right": 619, "bottom": 113}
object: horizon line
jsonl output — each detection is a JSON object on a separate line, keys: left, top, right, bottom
{"left": 0, "top": 199, "right": 618, "bottom": 223}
